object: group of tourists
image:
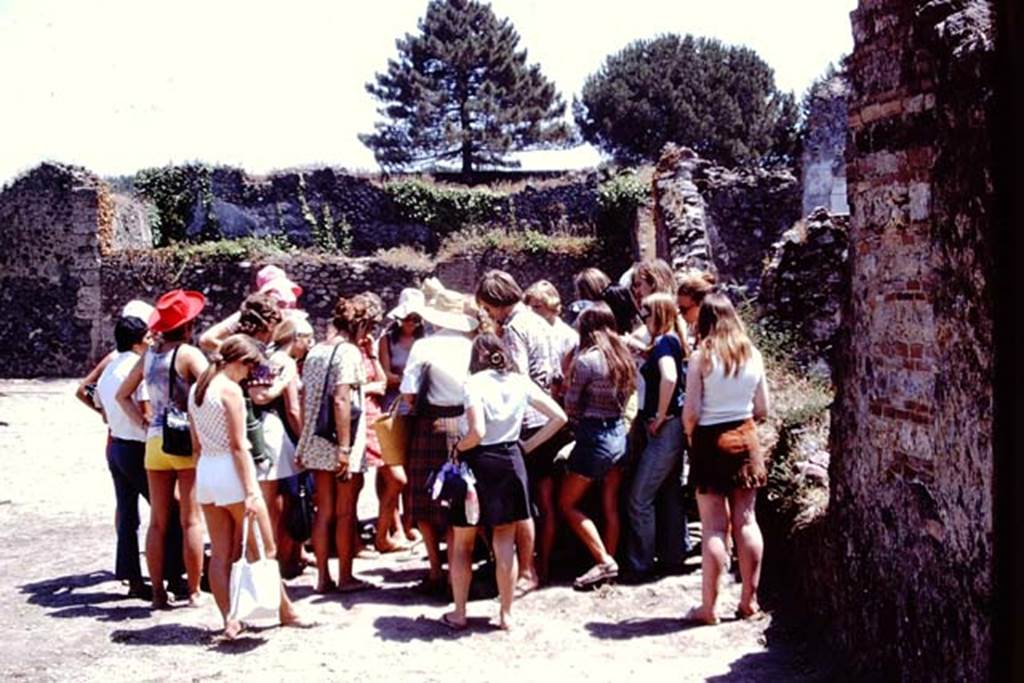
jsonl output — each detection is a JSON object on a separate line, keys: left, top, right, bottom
{"left": 79, "top": 258, "right": 771, "bottom": 638}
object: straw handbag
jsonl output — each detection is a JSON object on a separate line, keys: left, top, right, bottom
{"left": 373, "top": 397, "right": 410, "bottom": 466}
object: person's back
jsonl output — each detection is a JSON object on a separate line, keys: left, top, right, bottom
{"left": 463, "top": 369, "right": 532, "bottom": 445}
{"left": 699, "top": 347, "right": 765, "bottom": 426}
{"left": 400, "top": 330, "right": 473, "bottom": 408}
{"left": 144, "top": 344, "right": 191, "bottom": 438}
{"left": 188, "top": 379, "right": 237, "bottom": 456}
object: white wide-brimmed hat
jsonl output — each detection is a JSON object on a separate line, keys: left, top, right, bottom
{"left": 421, "top": 276, "right": 446, "bottom": 306}
{"left": 121, "top": 299, "right": 154, "bottom": 322}
{"left": 421, "top": 289, "right": 479, "bottom": 333}
{"left": 388, "top": 288, "right": 425, "bottom": 320}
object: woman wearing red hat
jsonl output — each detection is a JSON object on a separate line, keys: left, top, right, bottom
{"left": 116, "top": 289, "right": 209, "bottom": 609}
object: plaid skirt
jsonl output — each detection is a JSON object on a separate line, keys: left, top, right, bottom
{"left": 407, "top": 404, "right": 463, "bottom": 529}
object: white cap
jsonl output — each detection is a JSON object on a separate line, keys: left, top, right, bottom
{"left": 121, "top": 299, "right": 155, "bottom": 322}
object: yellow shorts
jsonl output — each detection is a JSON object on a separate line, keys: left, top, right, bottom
{"left": 145, "top": 437, "right": 196, "bottom": 471}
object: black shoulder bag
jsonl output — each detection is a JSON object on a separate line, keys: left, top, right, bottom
{"left": 314, "top": 343, "right": 363, "bottom": 445}
{"left": 161, "top": 346, "right": 193, "bottom": 456}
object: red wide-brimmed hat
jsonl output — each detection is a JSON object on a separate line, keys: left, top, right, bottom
{"left": 148, "top": 289, "right": 207, "bottom": 333}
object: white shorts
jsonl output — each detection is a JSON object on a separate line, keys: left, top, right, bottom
{"left": 196, "top": 453, "right": 247, "bottom": 506}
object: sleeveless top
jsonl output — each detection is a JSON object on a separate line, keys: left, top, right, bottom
{"left": 144, "top": 344, "right": 192, "bottom": 440}
{"left": 383, "top": 335, "right": 413, "bottom": 409}
{"left": 188, "top": 382, "right": 247, "bottom": 456}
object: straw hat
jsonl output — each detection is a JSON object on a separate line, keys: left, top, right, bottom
{"left": 421, "top": 276, "right": 446, "bottom": 306}
{"left": 420, "top": 289, "right": 479, "bottom": 333}
{"left": 388, "top": 288, "right": 425, "bottom": 320}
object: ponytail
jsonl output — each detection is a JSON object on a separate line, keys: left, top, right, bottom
{"left": 193, "top": 352, "right": 223, "bottom": 407}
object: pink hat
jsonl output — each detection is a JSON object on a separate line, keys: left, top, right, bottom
{"left": 256, "top": 264, "right": 303, "bottom": 303}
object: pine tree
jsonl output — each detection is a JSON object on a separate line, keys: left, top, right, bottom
{"left": 574, "top": 34, "right": 799, "bottom": 168}
{"left": 360, "top": 0, "right": 571, "bottom": 176}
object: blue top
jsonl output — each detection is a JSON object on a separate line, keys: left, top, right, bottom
{"left": 639, "top": 333, "right": 685, "bottom": 419}
{"left": 143, "top": 344, "right": 192, "bottom": 439}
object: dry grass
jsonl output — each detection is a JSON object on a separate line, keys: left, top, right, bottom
{"left": 437, "top": 226, "right": 597, "bottom": 261}
{"left": 372, "top": 245, "right": 435, "bottom": 271}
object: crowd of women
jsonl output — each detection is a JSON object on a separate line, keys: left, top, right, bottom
{"left": 78, "top": 258, "right": 771, "bottom": 638}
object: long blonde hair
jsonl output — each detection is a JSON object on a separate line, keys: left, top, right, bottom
{"left": 641, "top": 293, "right": 690, "bottom": 358}
{"left": 696, "top": 292, "right": 752, "bottom": 378}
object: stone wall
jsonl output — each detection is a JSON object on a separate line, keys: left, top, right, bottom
{"left": 817, "top": 0, "right": 996, "bottom": 679}
{"left": 0, "top": 164, "right": 108, "bottom": 377}
{"left": 650, "top": 144, "right": 802, "bottom": 296}
{"left": 801, "top": 72, "right": 851, "bottom": 216}
{"left": 759, "top": 208, "right": 850, "bottom": 369}
{"left": 170, "top": 166, "right": 604, "bottom": 253}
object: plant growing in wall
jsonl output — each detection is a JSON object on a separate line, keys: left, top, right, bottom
{"left": 360, "top": 0, "right": 572, "bottom": 177}
{"left": 384, "top": 178, "right": 505, "bottom": 234}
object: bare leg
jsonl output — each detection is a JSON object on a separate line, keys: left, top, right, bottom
{"left": 601, "top": 467, "right": 623, "bottom": 556}
{"left": 729, "top": 488, "right": 763, "bottom": 616}
{"left": 444, "top": 527, "right": 476, "bottom": 627}
{"left": 514, "top": 518, "right": 537, "bottom": 591}
{"left": 558, "top": 473, "right": 611, "bottom": 564}
{"left": 335, "top": 474, "right": 364, "bottom": 586}
{"left": 492, "top": 523, "right": 518, "bottom": 629}
{"left": 694, "top": 492, "right": 729, "bottom": 624}
{"left": 418, "top": 521, "right": 445, "bottom": 582}
{"left": 312, "top": 470, "right": 337, "bottom": 592}
{"left": 375, "top": 466, "right": 407, "bottom": 551}
{"left": 401, "top": 485, "right": 420, "bottom": 542}
{"left": 201, "top": 503, "right": 238, "bottom": 634}
{"left": 535, "top": 476, "right": 556, "bottom": 585}
{"left": 176, "top": 469, "right": 204, "bottom": 603}
{"left": 145, "top": 470, "right": 175, "bottom": 608}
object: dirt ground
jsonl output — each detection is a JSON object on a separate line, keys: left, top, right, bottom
{"left": 0, "top": 380, "right": 826, "bottom": 682}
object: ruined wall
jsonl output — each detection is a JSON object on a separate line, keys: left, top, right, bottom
{"left": 759, "top": 208, "right": 850, "bottom": 369}
{"left": 801, "top": 73, "right": 851, "bottom": 216}
{"left": 651, "top": 144, "right": 801, "bottom": 296}
{"left": 174, "top": 166, "right": 603, "bottom": 253}
{"left": 822, "top": 0, "right": 996, "bottom": 679}
{"left": 0, "top": 164, "right": 109, "bottom": 377}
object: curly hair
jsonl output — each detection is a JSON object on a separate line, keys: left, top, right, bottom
{"left": 332, "top": 295, "right": 376, "bottom": 336}
{"left": 236, "top": 293, "right": 283, "bottom": 337}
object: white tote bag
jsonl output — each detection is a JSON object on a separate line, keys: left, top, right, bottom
{"left": 227, "top": 516, "right": 281, "bottom": 624}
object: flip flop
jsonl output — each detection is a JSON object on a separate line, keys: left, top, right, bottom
{"left": 337, "top": 578, "right": 377, "bottom": 593}
{"left": 440, "top": 613, "right": 468, "bottom": 631}
{"left": 681, "top": 606, "right": 719, "bottom": 626}
{"left": 735, "top": 608, "right": 767, "bottom": 622}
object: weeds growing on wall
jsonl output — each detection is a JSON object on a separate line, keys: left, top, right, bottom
{"left": 134, "top": 164, "right": 220, "bottom": 246}
{"left": 437, "top": 226, "right": 596, "bottom": 261}
{"left": 153, "top": 236, "right": 296, "bottom": 279}
{"left": 384, "top": 179, "right": 506, "bottom": 234}
{"left": 596, "top": 170, "right": 648, "bottom": 258}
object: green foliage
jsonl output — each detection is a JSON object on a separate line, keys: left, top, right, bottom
{"left": 155, "top": 236, "right": 296, "bottom": 273}
{"left": 575, "top": 34, "right": 799, "bottom": 167}
{"left": 384, "top": 178, "right": 505, "bottom": 234}
{"left": 134, "top": 164, "right": 220, "bottom": 246}
{"left": 597, "top": 172, "right": 648, "bottom": 212}
{"left": 360, "top": 0, "right": 572, "bottom": 176}
{"left": 438, "top": 226, "right": 596, "bottom": 260}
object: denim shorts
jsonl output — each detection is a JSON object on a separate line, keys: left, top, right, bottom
{"left": 566, "top": 417, "right": 627, "bottom": 480}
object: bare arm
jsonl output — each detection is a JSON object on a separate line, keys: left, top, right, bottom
{"left": 75, "top": 352, "right": 114, "bottom": 414}
{"left": 455, "top": 403, "right": 486, "bottom": 453}
{"left": 222, "top": 383, "right": 260, "bottom": 514}
{"left": 649, "top": 354, "right": 677, "bottom": 435}
{"left": 752, "top": 374, "right": 770, "bottom": 422}
{"left": 283, "top": 375, "right": 303, "bottom": 438}
{"left": 521, "top": 381, "right": 568, "bottom": 454}
{"left": 682, "top": 350, "right": 704, "bottom": 441}
{"left": 198, "top": 312, "right": 240, "bottom": 353}
{"left": 379, "top": 336, "right": 401, "bottom": 388}
{"left": 332, "top": 382, "right": 354, "bottom": 474}
{"left": 115, "top": 356, "right": 148, "bottom": 432}
{"left": 179, "top": 345, "right": 209, "bottom": 384}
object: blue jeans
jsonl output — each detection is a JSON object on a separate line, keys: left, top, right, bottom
{"left": 625, "top": 416, "right": 688, "bottom": 575}
{"left": 107, "top": 438, "right": 184, "bottom": 582}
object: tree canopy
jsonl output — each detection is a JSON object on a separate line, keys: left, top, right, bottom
{"left": 360, "top": 0, "right": 571, "bottom": 176}
{"left": 574, "top": 34, "right": 799, "bottom": 167}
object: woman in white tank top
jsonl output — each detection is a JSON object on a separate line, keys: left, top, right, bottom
{"left": 188, "top": 334, "right": 305, "bottom": 639}
{"left": 682, "top": 292, "right": 770, "bottom": 627}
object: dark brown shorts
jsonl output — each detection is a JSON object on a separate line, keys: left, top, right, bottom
{"left": 689, "top": 418, "right": 767, "bottom": 495}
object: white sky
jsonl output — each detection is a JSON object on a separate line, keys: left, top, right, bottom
{"left": 0, "top": 0, "right": 856, "bottom": 185}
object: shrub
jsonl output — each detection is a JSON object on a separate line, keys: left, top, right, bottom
{"left": 384, "top": 179, "right": 506, "bottom": 234}
{"left": 437, "top": 226, "right": 596, "bottom": 260}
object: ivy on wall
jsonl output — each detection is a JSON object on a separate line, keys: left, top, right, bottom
{"left": 134, "top": 164, "right": 220, "bottom": 247}
{"left": 383, "top": 178, "right": 507, "bottom": 234}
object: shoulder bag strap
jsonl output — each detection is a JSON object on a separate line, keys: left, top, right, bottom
{"left": 318, "top": 343, "right": 342, "bottom": 411}
{"left": 168, "top": 345, "right": 181, "bottom": 405}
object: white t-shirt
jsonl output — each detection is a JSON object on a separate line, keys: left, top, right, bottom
{"left": 96, "top": 350, "right": 149, "bottom": 442}
{"left": 399, "top": 329, "right": 473, "bottom": 407}
{"left": 462, "top": 370, "right": 536, "bottom": 445}
{"left": 698, "top": 347, "right": 765, "bottom": 426}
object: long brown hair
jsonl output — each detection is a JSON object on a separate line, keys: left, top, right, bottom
{"left": 574, "top": 268, "right": 611, "bottom": 301}
{"left": 574, "top": 302, "right": 636, "bottom": 396}
{"left": 635, "top": 259, "right": 676, "bottom": 295}
{"left": 641, "top": 293, "right": 690, "bottom": 358}
{"left": 696, "top": 292, "right": 752, "bottom": 378}
{"left": 194, "top": 334, "right": 265, "bottom": 406}
{"left": 469, "top": 333, "right": 514, "bottom": 374}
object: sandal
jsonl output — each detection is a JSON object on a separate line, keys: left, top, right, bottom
{"left": 440, "top": 612, "right": 468, "bottom": 631}
{"left": 735, "top": 607, "right": 767, "bottom": 621}
{"left": 314, "top": 579, "right": 338, "bottom": 595}
{"left": 573, "top": 560, "right": 619, "bottom": 589}
{"left": 681, "top": 606, "right": 719, "bottom": 626}
{"left": 337, "top": 578, "right": 377, "bottom": 593}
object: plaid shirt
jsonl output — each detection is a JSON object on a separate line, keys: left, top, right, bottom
{"left": 501, "top": 303, "right": 554, "bottom": 429}
{"left": 564, "top": 348, "right": 627, "bottom": 420}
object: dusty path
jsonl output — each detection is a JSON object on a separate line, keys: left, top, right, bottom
{"left": 0, "top": 380, "right": 824, "bottom": 682}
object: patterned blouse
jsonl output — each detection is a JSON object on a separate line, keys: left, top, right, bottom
{"left": 293, "top": 340, "right": 367, "bottom": 472}
{"left": 564, "top": 348, "right": 628, "bottom": 420}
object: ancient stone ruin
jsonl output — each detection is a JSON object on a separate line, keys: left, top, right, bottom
{"left": 801, "top": 71, "right": 851, "bottom": 216}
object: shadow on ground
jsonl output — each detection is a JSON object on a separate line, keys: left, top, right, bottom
{"left": 19, "top": 570, "right": 151, "bottom": 622}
